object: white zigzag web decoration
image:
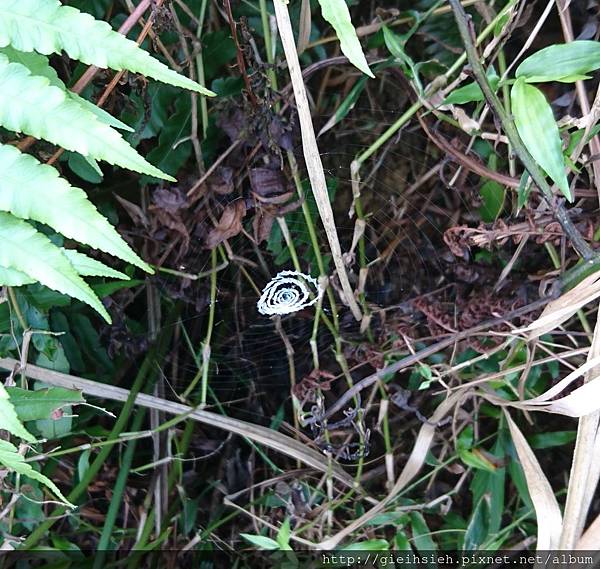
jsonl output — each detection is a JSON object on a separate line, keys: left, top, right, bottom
{"left": 257, "top": 270, "right": 323, "bottom": 316}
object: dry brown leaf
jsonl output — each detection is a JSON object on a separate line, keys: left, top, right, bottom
{"left": 296, "top": 0, "right": 312, "bottom": 55}
{"left": 252, "top": 209, "right": 275, "bottom": 244}
{"left": 205, "top": 200, "right": 246, "bottom": 249}
{"left": 114, "top": 194, "right": 149, "bottom": 227}
{"left": 208, "top": 167, "right": 235, "bottom": 195}
{"left": 249, "top": 167, "right": 288, "bottom": 200}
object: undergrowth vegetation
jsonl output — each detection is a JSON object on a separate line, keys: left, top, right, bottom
{"left": 1, "top": 0, "right": 600, "bottom": 562}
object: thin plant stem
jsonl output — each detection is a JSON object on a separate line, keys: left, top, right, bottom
{"left": 6, "top": 288, "right": 26, "bottom": 331}
{"left": 95, "top": 408, "right": 147, "bottom": 553}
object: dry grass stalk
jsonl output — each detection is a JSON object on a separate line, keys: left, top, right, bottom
{"left": 273, "top": 0, "right": 362, "bottom": 321}
{"left": 522, "top": 271, "right": 600, "bottom": 340}
{"left": 559, "top": 313, "right": 600, "bottom": 548}
{"left": 504, "top": 411, "right": 562, "bottom": 550}
{"left": 0, "top": 357, "right": 355, "bottom": 489}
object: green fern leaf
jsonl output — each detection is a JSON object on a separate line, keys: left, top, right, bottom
{"left": 0, "top": 248, "right": 128, "bottom": 286}
{"left": 61, "top": 249, "right": 129, "bottom": 280}
{"left": 0, "top": 265, "right": 31, "bottom": 286}
{"left": 0, "top": 383, "right": 36, "bottom": 443}
{"left": 0, "top": 212, "right": 111, "bottom": 322}
{"left": 0, "top": 143, "right": 152, "bottom": 272}
{"left": 0, "top": 55, "right": 175, "bottom": 181}
{"left": 0, "top": 46, "right": 133, "bottom": 132}
{"left": 0, "top": 0, "right": 215, "bottom": 97}
{"left": 0, "top": 439, "right": 73, "bottom": 506}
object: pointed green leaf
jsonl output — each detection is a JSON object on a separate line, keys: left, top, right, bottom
{"left": 0, "top": 143, "right": 152, "bottom": 272}
{"left": 463, "top": 495, "right": 491, "bottom": 550}
{"left": 0, "top": 56, "right": 174, "bottom": 181}
{"left": 317, "top": 0, "right": 374, "bottom": 78}
{"left": 318, "top": 76, "right": 368, "bottom": 137}
{"left": 0, "top": 383, "right": 36, "bottom": 442}
{"left": 516, "top": 40, "right": 600, "bottom": 83}
{"left": 240, "top": 534, "right": 280, "bottom": 550}
{"left": 383, "top": 25, "right": 421, "bottom": 92}
{"left": 0, "top": 46, "right": 134, "bottom": 131}
{"left": 0, "top": 0, "right": 215, "bottom": 96}
{"left": 0, "top": 212, "right": 111, "bottom": 322}
{"left": 67, "top": 152, "right": 104, "bottom": 183}
{"left": 443, "top": 72, "right": 500, "bottom": 105}
{"left": 511, "top": 79, "right": 571, "bottom": 200}
{"left": 0, "top": 439, "right": 73, "bottom": 506}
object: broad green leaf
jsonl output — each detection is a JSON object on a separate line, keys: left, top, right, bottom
{"left": 0, "top": 46, "right": 133, "bottom": 131}
{"left": 276, "top": 518, "right": 292, "bottom": 550}
{"left": 67, "top": 152, "right": 104, "bottom": 183}
{"left": 528, "top": 430, "right": 577, "bottom": 449}
{"left": 517, "top": 171, "right": 532, "bottom": 210}
{"left": 459, "top": 448, "right": 498, "bottom": 472}
{"left": 410, "top": 512, "right": 437, "bottom": 552}
{"left": 0, "top": 143, "right": 151, "bottom": 272}
{"left": 317, "top": 0, "right": 374, "bottom": 78}
{"left": 7, "top": 387, "right": 84, "bottom": 422}
{"left": 0, "top": 383, "right": 36, "bottom": 442}
{"left": 0, "top": 0, "right": 215, "bottom": 97}
{"left": 0, "top": 56, "right": 174, "bottom": 181}
{"left": 516, "top": 40, "right": 600, "bottom": 83}
{"left": 92, "top": 279, "right": 144, "bottom": 298}
{"left": 511, "top": 79, "right": 571, "bottom": 200}
{"left": 0, "top": 439, "right": 73, "bottom": 506}
{"left": 0, "top": 212, "right": 110, "bottom": 322}
{"left": 470, "top": 436, "right": 506, "bottom": 536}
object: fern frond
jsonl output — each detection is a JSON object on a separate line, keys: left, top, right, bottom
{"left": 0, "top": 46, "right": 133, "bottom": 132}
{"left": 0, "top": 249, "right": 128, "bottom": 287}
{"left": 0, "top": 0, "right": 215, "bottom": 97}
{"left": 0, "top": 212, "right": 111, "bottom": 322}
{"left": 0, "top": 144, "right": 152, "bottom": 273}
{"left": 0, "top": 55, "right": 175, "bottom": 181}
{"left": 0, "top": 265, "right": 31, "bottom": 287}
{"left": 61, "top": 249, "right": 129, "bottom": 280}
{"left": 0, "top": 439, "right": 73, "bottom": 506}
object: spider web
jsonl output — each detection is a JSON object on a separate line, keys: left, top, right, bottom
{"left": 149, "top": 108, "right": 484, "bottom": 448}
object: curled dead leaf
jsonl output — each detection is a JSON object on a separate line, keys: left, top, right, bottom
{"left": 208, "top": 167, "right": 235, "bottom": 196}
{"left": 205, "top": 200, "right": 246, "bottom": 249}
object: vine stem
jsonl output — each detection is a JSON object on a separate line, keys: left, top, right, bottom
{"left": 448, "top": 0, "right": 595, "bottom": 261}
